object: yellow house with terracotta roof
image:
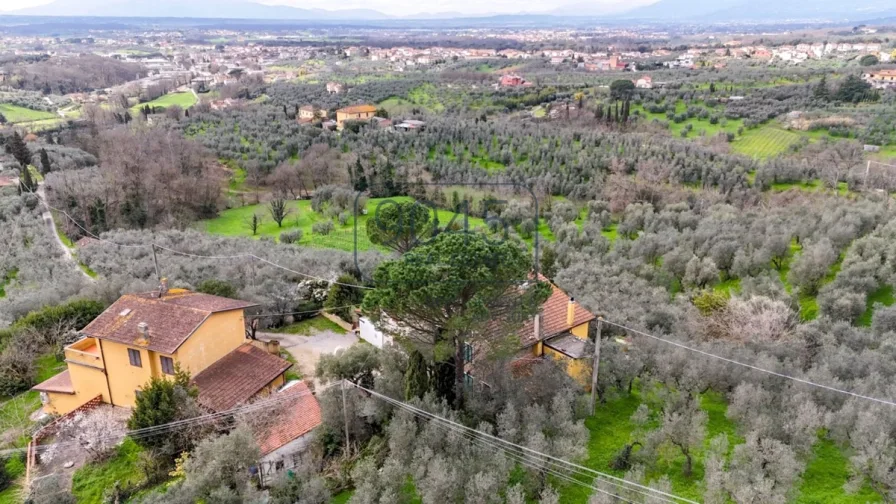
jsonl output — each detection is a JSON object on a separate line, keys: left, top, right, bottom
{"left": 511, "top": 281, "right": 596, "bottom": 386}
{"left": 454, "top": 278, "right": 596, "bottom": 388}
{"left": 33, "top": 283, "right": 291, "bottom": 415}
{"left": 335, "top": 104, "right": 377, "bottom": 130}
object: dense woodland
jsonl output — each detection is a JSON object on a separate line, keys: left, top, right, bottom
{"left": 1, "top": 54, "right": 147, "bottom": 94}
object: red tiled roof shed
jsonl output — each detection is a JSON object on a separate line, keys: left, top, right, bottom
{"left": 257, "top": 381, "right": 322, "bottom": 456}
{"left": 193, "top": 343, "right": 291, "bottom": 412}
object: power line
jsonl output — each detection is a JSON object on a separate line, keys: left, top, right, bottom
{"left": 600, "top": 318, "right": 896, "bottom": 408}
{"left": 28, "top": 389, "right": 309, "bottom": 456}
{"left": 347, "top": 381, "right": 698, "bottom": 504}
{"left": 26, "top": 187, "right": 373, "bottom": 290}
{"left": 381, "top": 396, "right": 665, "bottom": 504}
{"left": 18, "top": 384, "right": 329, "bottom": 457}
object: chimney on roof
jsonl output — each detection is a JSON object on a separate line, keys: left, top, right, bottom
{"left": 159, "top": 278, "right": 169, "bottom": 298}
{"left": 533, "top": 313, "right": 540, "bottom": 342}
{"left": 567, "top": 297, "right": 575, "bottom": 327}
{"left": 137, "top": 322, "right": 149, "bottom": 341}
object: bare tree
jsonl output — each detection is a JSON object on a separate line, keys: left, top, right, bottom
{"left": 269, "top": 198, "right": 291, "bottom": 228}
{"left": 244, "top": 212, "right": 264, "bottom": 236}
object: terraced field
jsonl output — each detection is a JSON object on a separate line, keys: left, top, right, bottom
{"left": 0, "top": 103, "right": 56, "bottom": 123}
{"left": 732, "top": 126, "right": 802, "bottom": 158}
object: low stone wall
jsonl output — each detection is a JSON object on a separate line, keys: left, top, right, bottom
{"left": 321, "top": 312, "right": 354, "bottom": 333}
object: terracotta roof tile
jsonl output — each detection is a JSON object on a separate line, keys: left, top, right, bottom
{"left": 32, "top": 370, "right": 75, "bottom": 394}
{"left": 80, "top": 290, "right": 257, "bottom": 354}
{"left": 256, "top": 381, "right": 322, "bottom": 456}
{"left": 193, "top": 344, "right": 291, "bottom": 412}
{"left": 518, "top": 280, "right": 596, "bottom": 348}
{"left": 337, "top": 104, "right": 377, "bottom": 114}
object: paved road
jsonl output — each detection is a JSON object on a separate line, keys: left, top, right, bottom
{"left": 258, "top": 329, "right": 359, "bottom": 379}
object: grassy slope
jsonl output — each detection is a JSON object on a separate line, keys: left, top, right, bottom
{"left": 558, "top": 388, "right": 740, "bottom": 503}
{"left": 796, "top": 437, "right": 881, "bottom": 504}
{"left": 272, "top": 315, "right": 347, "bottom": 335}
{"left": 0, "top": 355, "right": 65, "bottom": 503}
{"left": 732, "top": 126, "right": 802, "bottom": 158}
{"left": 0, "top": 103, "right": 56, "bottom": 123}
{"left": 130, "top": 92, "right": 197, "bottom": 113}
{"left": 330, "top": 490, "right": 354, "bottom": 503}
{"left": 0, "top": 354, "right": 64, "bottom": 446}
{"left": 202, "top": 197, "right": 488, "bottom": 251}
{"left": 71, "top": 438, "right": 144, "bottom": 504}
{"left": 857, "top": 285, "right": 895, "bottom": 327}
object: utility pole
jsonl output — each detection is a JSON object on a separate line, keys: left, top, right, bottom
{"left": 342, "top": 380, "right": 350, "bottom": 456}
{"left": 151, "top": 244, "right": 161, "bottom": 282}
{"left": 589, "top": 318, "right": 603, "bottom": 415}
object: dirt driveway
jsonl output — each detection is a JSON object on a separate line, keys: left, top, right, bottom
{"left": 258, "top": 329, "right": 359, "bottom": 379}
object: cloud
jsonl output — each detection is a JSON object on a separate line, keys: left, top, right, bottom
{"left": 257, "top": 0, "right": 610, "bottom": 16}
{"left": 0, "top": 0, "right": 54, "bottom": 11}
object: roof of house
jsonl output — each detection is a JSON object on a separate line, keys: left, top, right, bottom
{"left": 544, "top": 333, "right": 589, "bottom": 359}
{"left": 32, "top": 370, "right": 75, "bottom": 395}
{"left": 80, "top": 290, "right": 257, "bottom": 354}
{"left": 518, "top": 279, "right": 596, "bottom": 348}
{"left": 193, "top": 343, "right": 291, "bottom": 412}
{"left": 256, "top": 381, "right": 322, "bottom": 456}
{"left": 337, "top": 104, "right": 377, "bottom": 114}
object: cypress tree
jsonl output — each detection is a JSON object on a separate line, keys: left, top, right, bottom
{"left": 404, "top": 350, "right": 430, "bottom": 400}
{"left": 38, "top": 148, "right": 52, "bottom": 175}
{"left": 8, "top": 132, "right": 31, "bottom": 169}
{"left": 432, "top": 358, "right": 456, "bottom": 406}
{"left": 813, "top": 75, "right": 831, "bottom": 102}
{"left": 19, "top": 165, "right": 35, "bottom": 194}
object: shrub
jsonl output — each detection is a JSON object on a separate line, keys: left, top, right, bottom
{"left": 692, "top": 290, "right": 729, "bottom": 315}
{"left": 312, "top": 221, "right": 335, "bottom": 236}
{"left": 0, "top": 345, "right": 37, "bottom": 396}
{"left": 279, "top": 229, "right": 303, "bottom": 244}
{"left": 196, "top": 279, "right": 238, "bottom": 299}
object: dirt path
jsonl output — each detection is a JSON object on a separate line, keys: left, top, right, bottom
{"left": 36, "top": 186, "right": 94, "bottom": 282}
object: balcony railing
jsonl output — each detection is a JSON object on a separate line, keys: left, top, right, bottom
{"left": 64, "top": 338, "right": 104, "bottom": 369}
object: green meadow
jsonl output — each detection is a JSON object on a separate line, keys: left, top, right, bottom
{"left": 0, "top": 103, "right": 56, "bottom": 123}
{"left": 131, "top": 92, "right": 197, "bottom": 113}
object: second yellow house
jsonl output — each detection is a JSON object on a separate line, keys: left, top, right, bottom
{"left": 33, "top": 285, "right": 291, "bottom": 415}
{"left": 335, "top": 104, "right": 377, "bottom": 130}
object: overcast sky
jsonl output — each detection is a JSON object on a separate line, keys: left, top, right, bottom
{"left": 0, "top": 0, "right": 655, "bottom": 16}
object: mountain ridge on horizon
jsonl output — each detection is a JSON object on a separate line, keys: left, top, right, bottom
{"left": 8, "top": 0, "right": 896, "bottom": 23}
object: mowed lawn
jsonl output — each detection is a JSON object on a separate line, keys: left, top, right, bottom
{"left": 131, "top": 92, "right": 197, "bottom": 113}
{"left": 0, "top": 103, "right": 56, "bottom": 123}
{"left": 732, "top": 126, "right": 802, "bottom": 158}
{"left": 202, "top": 197, "right": 489, "bottom": 251}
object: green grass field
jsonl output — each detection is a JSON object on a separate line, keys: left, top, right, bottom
{"left": 796, "top": 436, "right": 881, "bottom": 504}
{"left": 0, "top": 103, "right": 56, "bottom": 124}
{"left": 202, "top": 197, "right": 489, "bottom": 251}
{"left": 72, "top": 438, "right": 144, "bottom": 504}
{"left": 272, "top": 315, "right": 347, "bottom": 335}
{"left": 732, "top": 126, "right": 802, "bottom": 158}
{"left": 131, "top": 92, "right": 197, "bottom": 113}
{"left": 857, "top": 285, "right": 895, "bottom": 327}
{"left": 633, "top": 100, "right": 745, "bottom": 140}
{"left": 558, "top": 387, "right": 740, "bottom": 503}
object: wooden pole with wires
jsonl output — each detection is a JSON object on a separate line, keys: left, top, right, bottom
{"left": 589, "top": 317, "right": 604, "bottom": 415}
{"left": 342, "top": 380, "right": 350, "bottom": 456}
